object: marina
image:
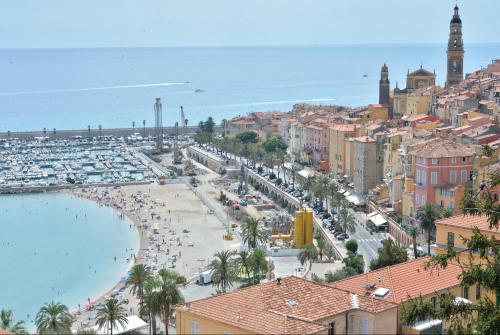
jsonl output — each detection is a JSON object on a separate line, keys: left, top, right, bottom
{"left": 0, "top": 138, "right": 155, "bottom": 191}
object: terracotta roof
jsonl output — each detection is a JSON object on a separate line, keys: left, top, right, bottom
{"left": 437, "top": 214, "right": 500, "bottom": 234}
{"left": 410, "top": 141, "right": 474, "bottom": 158}
{"left": 329, "top": 124, "right": 356, "bottom": 132}
{"left": 0, "top": 329, "right": 14, "bottom": 335}
{"left": 330, "top": 257, "right": 462, "bottom": 304}
{"left": 176, "top": 276, "right": 396, "bottom": 334}
{"left": 354, "top": 136, "right": 375, "bottom": 143}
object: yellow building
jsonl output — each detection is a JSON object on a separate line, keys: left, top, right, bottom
{"left": 332, "top": 257, "right": 474, "bottom": 334}
{"left": 328, "top": 124, "right": 359, "bottom": 175}
{"left": 175, "top": 276, "right": 398, "bottom": 335}
{"left": 176, "top": 256, "right": 475, "bottom": 335}
{"left": 294, "top": 205, "right": 313, "bottom": 248}
{"left": 358, "top": 104, "right": 390, "bottom": 122}
{"left": 435, "top": 214, "right": 500, "bottom": 263}
{"left": 406, "top": 87, "right": 436, "bottom": 116}
{"left": 434, "top": 184, "right": 465, "bottom": 214}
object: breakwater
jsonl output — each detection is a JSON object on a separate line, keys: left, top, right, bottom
{"left": 0, "top": 125, "right": 221, "bottom": 140}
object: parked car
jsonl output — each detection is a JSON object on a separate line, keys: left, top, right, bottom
{"left": 336, "top": 233, "right": 349, "bottom": 240}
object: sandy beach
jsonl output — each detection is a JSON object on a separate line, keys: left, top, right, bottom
{"left": 69, "top": 179, "right": 241, "bottom": 331}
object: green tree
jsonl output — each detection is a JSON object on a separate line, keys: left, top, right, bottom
{"left": 35, "top": 301, "right": 73, "bottom": 335}
{"left": 94, "top": 298, "right": 128, "bottom": 335}
{"left": 0, "top": 309, "right": 27, "bottom": 335}
{"left": 126, "top": 264, "right": 152, "bottom": 301}
{"left": 324, "top": 245, "right": 335, "bottom": 261}
{"left": 369, "top": 239, "right": 408, "bottom": 270}
{"left": 139, "top": 278, "right": 162, "bottom": 335}
{"left": 262, "top": 137, "right": 287, "bottom": 153}
{"left": 240, "top": 217, "right": 270, "bottom": 249}
{"left": 235, "top": 131, "right": 258, "bottom": 144}
{"left": 249, "top": 248, "right": 268, "bottom": 284}
{"left": 210, "top": 250, "right": 238, "bottom": 292}
{"left": 345, "top": 239, "right": 358, "bottom": 254}
{"left": 416, "top": 203, "right": 444, "bottom": 256}
{"left": 337, "top": 207, "right": 356, "bottom": 234}
{"left": 407, "top": 226, "right": 420, "bottom": 259}
{"left": 316, "top": 234, "right": 327, "bottom": 261}
{"left": 204, "top": 117, "right": 215, "bottom": 133}
{"left": 237, "top": 250, "right": 251, "bottom": 283}
{"left": 324, "top": 267, "right": 358, "bottom": 283}
{"left": 297, "top": 243, "right": 318, "bottom": 267}
{"left": 155, "top": 269, "right": 185, "bottom": 335}
{"left": 343, "top": 252, "right": 365, "bottom": 274}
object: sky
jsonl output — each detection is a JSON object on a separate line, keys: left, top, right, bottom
{"left": 1, "top": 0, "right": 499, "bottom": 48}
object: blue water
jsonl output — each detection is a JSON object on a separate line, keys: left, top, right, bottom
{"left": 0, "top": 44, "right": 499, "bottom": 132}
{"left": 0, "top": 193, "right": 138, "bottom": 327}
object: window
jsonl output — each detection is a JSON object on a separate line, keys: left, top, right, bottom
{"left": 476, "top": 285, "right": 481, "bottom": 300}
{"left": 461, "top": 170, "right": 467, "bottom": 183}
{"left": 191, "top": 322, "right": 200, "bottom": 335}
{"left": 416, "top": 194, "right": 420, "bottom": 205}
{"left": 416, "top": 170, "right": 421, "bottom": 184}
{"left": 463, "top": 286, "right": 469, "bottom": 300}
{"left": 432, "top": 158, "right": 438, "bottom": 164}
{"left": 451, "top": 157, "right": 457, "bottom": 163}
{"left": 431, "top": 172, "right": 438, "bottom": 184}
{"left": 462, "top": 157, "right": 467, "bottom": 163}
{"left": 447, "top": 232, "right": 455, "bottom": 246}
{"left": 470, "top": 170, "right": 474, "bottom": 181}
{"left": 431, "top": 297, "right": 436, "bottom": 307}
{"left": 450, "top": 170, "right": 457, "bottom": 183}
{"left": 421, "top": 171, "right": 427, "bottom": 186}
{"left": 422, "top": 195, "right": 426, "bottom": 204}
{"left": 328, "top": 322, "right": 336, "bottom": 335}
{"left": 359, "top": 318, "right": 369, "bottom": 335}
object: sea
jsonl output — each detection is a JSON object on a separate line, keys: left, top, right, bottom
{"left": 1, "top": 44, "right": 499, "bottom": 132}
{"left": 0, "top": 193, "right": 139, "bottom": 329}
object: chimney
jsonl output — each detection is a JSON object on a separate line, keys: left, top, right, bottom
{"left": 277, "top": 277, "right": 282, "bottom": 285}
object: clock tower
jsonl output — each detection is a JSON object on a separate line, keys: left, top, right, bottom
{"left": 446, "top": 4, "right": 464, "bottom": 87}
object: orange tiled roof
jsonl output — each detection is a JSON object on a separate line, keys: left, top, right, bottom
{"left": 329, "top": 124, "right": 356, "bottom": 132}
{"left": 176, "top": 276, "right": 396, "bottom": 334}
{"left": 437, "top": 214, "right": 500, "bottom": 234}
{"left": 331, "top": 257, "right": 462, "bottom": 304}
{"left": 410, "top": 140, "right": 474, "bottom": 158}
{"left": 0, "top": 329, "right": 14, "bottom": 335}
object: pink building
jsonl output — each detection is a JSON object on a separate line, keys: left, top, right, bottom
{"left": 411, "top": 141, "right": 475, "bottom": 213}
{"left": 303, "top": 122, "right": 329, "bottom": 168}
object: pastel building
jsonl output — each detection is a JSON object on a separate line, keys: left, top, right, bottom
{"left": 411, "top": 141, "right": 474, "bottom": 214}
{"left": 328, "top": 124, "right": 359, "bottom": 175}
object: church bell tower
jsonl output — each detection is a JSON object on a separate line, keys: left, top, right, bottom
{"left": 379, "top": 63, "right": 390, "bottom": 105}
{"left": 446, "top": 4, "right": 464, "bottom": 87}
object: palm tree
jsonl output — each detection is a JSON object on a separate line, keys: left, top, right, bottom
{"left": 332, "top": 190, "right": 346, "bottom": 214}
{"left": 313, "top": 175, "right": 330, "bottom": 211}
{"left": 139, "top": 279, "right": 162, "bottom": 335}
{"left": 407, "top": 226, "right": 420, "bottom": 259}
{"left": 290, "top": 163, "right": 301, "bottom": 190}
{"left": 155, "top": 269, "right": 185, "bottom": 335}
{"left": 249, "top": 248, "right": 268, "bottom": 284}
{"left": 237, "top": 250, "right": 251, "bottom": 283}
{"left": 0, "top": 309, "right": 27, "bottom": 335}
{"left": 297, "top": 244, "right": 318, "bottom": 268}
{"left": 94, "top": 298, "right": 128, "bottom": 335}
{"left": 210, "top": 250, "right": 238, "bottom": 292}
{"left": 240, "top": 217, "right": 270, "bottom": 249}
{"left": 416, "top": 204, "right": 444, "bottom": 256}
{"left": 126, "top": 264, "right": 152, "bottom": 301}
{"left": 338, "top": 207, "right": 356, "bottom": 234}
{"left": 316, "top": 234, "right": 327, "bottom": 261}
{"left": 35, "top": 301, "right": 73, "bottom": 335}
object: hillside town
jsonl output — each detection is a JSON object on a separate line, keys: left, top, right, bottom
{"left": 1, "top": 4, "right": 500, "bottom": 335}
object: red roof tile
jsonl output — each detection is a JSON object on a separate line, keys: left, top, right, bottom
{"left": 330, "top": 257, "right": 462, "bottom": 304}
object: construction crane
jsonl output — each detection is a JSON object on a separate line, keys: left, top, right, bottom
{"left": 181, "top": 106, "right": 195, "bottom": 174}
{"left": 173, "top": 121, "right": 182, "bottom": 164}
{"left": 154, "top": 97, "right": 163, "bottom": 152}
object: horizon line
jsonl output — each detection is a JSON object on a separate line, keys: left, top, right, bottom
{"left": 1, "top": 42, "right": 500, "bottom": 51}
